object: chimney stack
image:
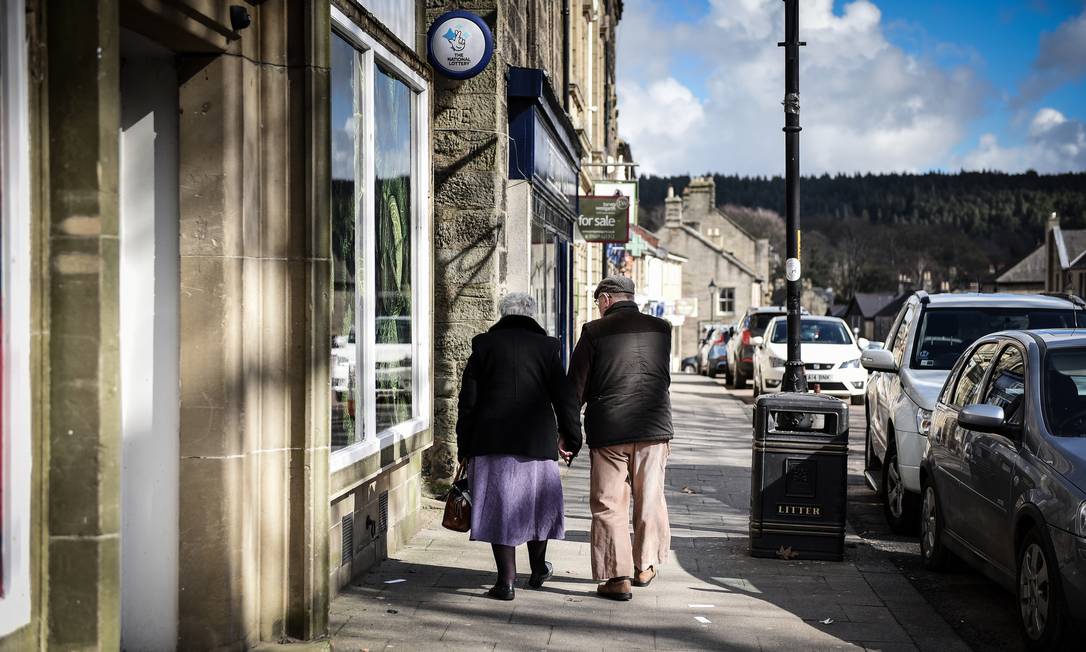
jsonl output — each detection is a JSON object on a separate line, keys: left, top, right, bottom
{"left": 664, "top": 185, "right": 683, "bottom": 227}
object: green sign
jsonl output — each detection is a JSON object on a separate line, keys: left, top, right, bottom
{"left": 578, "top": 195, "right": 631, "bottom": 243}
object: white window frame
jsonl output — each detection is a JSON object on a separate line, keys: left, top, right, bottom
{"left": 0, "top": 0, "right": 32, "bottom": 635}
{"left": 331, "top": 6, "right": 432, "bottom": 472}
{"left": 717, "top": 287, "right": 735, "bottom": 315}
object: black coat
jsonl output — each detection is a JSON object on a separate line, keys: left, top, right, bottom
{"left": 568, "top": 301, "right": 673, "bottom": 449}
{"left": 456, "top": 315, "right": 582, "bottom": 461}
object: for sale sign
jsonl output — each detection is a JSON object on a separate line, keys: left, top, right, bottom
{"left": 577, "top": 195, "right": 631, "bottom": 243}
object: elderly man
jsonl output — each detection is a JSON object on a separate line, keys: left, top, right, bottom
{"left": 569, "top": 275, "right": 673, "bottom": 601}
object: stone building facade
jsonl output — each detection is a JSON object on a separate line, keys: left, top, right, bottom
{"left": 655, "top": 177, "right": 771, "bottom": 356}
{"left": 1, "top": 1, "right": 435, "bottom": 649}
{"left": 425, "top": 0, "right": 598, "bottom": 482}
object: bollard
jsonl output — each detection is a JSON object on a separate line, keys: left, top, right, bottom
{"left": 749, "top": 392, "right": 848, "bottom": 561}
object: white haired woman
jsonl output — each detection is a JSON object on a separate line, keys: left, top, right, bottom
{"left": 455, "top": 292, "right": 582, "bottom": 600}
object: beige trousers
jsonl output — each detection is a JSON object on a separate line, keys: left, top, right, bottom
{"left": 589, "top": 440, "right": 671, "bottom": 581}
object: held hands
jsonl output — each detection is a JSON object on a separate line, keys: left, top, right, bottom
{"left": 558, "top": 435, "right": 575, "bottom": 466}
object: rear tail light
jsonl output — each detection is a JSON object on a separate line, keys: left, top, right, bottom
{"left": 741, "top": 329, "right": 751, "bottom": 346}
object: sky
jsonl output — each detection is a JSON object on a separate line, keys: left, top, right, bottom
{"left": 617, "top": 0, "right": 1086, "bottom": 176}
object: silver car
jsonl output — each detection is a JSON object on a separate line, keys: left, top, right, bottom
{"left": 921, "top": 330, "right": 1086, "bottom": 649}
{"left": 861, "top": 292, "right": 1085, "bottom": 535}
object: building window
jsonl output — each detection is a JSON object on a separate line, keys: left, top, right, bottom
{"left": 330, "top": 7, "right": 431, "bottom": 470}
{"left": 718, "top": 287, "right": 735, "bottom": 314}
{"left": 0, "top": 0, "right": 32, "bottom": 633}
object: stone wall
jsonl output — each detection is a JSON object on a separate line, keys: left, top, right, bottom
{"left": 425, "top": 0, "right": 567, "bottom": 484}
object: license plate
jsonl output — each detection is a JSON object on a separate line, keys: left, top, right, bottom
{"left": 808, "top": 373, "right": 832, "bottom": 382}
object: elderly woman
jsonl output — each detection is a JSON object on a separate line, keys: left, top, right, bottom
{"left": 456, "top": 292, "right": 582, "bottom": 600}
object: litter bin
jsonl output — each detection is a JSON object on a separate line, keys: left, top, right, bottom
{"left": 749, "top": 392, "right": 848, "bottom": 561}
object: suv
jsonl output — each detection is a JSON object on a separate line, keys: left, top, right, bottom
{"left": 726, "top": 306, "right": 805, "bottom": 388}
{"left": 861, "top": 292, "right": 1086, "bottom": 534}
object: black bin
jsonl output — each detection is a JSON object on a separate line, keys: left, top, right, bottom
{"left": 749, "top": 392, "right": 849, "bottom": 561}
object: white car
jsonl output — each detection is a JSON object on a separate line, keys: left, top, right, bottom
{"left": 752, "top": 315, "right": 869, "bottom": 405}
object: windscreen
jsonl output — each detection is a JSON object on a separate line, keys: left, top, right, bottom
{"left": 1044, "top": 349, "right": 1086, "bottom": 437}
{"left": 770, "top": 319, "right": 853, "bottom": 345}
{"left": 750, "top": 312, "right": 785, "bottom": 336}
{"left": 912, "top": 308, "right": 1078, "bottom": 370}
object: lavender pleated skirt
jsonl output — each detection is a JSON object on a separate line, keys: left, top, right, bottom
{"left": 469, "top": 454, "right": 565, "bottom": 546}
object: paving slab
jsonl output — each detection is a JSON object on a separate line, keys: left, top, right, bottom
{"left": 330, "top": 375, "right": 971, "bottom": 650}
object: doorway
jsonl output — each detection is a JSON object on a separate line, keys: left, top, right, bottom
{"left": 119, "top": 28, "right": 180, "bottom": 651}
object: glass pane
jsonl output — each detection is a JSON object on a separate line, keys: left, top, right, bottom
{"left": 531, "top": 219, "right": 547, "bottom": 324}
{"left": 330, "top": 33, "right": 361, "bottom": 451}
{"left": 546, "top": 234, "right": 558, "bottom": 336}
{"left": 952, "top": 343, "right": 998, "bottom": 407}
{"left": 374, "top": 65, "right": 414, "bottom": 432}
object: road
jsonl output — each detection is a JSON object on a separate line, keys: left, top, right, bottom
{"left": 714, "top": 377, "right": 1025, "bottom": 652}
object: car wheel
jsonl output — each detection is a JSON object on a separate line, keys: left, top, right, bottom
{"left": 733, "top": 368, "right": 747, "bottom": 390}
{"left": 851, "top": 394, "right": 865, "bottom": 406}
{"left": 919, "top": 480, "right": 950, "bottom": 570}
{"left": 752, "top": 373, "right": 761, "bottom": 397}
{"left": 1017, "top": 528, "right": 1069, "bottom": 650}
{"left": 882, "top": 443, "right": 920, "bottom": 535}
{"left": 708, "top": 365, "right": 717, "bottom": 378}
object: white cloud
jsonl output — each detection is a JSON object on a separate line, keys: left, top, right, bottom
{"left": 1019, "top": 9, "right": 1086, "bottom": 103}
{"left": 619, "top": 0, "right": 989, "bottom": 175}
{"left": 957, "top": 108, "right": 1086, "bottom": 173}
{"left": 617, "top": 77, "right": 706, "bottom": 173}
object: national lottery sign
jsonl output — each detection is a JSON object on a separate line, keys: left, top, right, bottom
{"left": 578, "top": 196, "right": 631, "bottom": 243}
{"left": 427, "top": 10, "right": 494, "bottom": 80}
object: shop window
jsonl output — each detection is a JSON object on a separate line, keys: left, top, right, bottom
{"left": 0, "top": 0, "right": 32, "bottom": 633}
{"left": 330, "top": 7, "right": 431, "bottom": 470}
{"left": 330, "top": 32, "right": 361, "bottom": 451}
{"left": 718, "top": 287, "right": 735, "bottom": 315}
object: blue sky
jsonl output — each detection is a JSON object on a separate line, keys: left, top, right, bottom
{"left": 617, "top": 0, "right": 1086, "bottom": 175}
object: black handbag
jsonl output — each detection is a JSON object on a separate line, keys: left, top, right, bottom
{"left": 441, "top": 463, "right": 472, "bottom": 532}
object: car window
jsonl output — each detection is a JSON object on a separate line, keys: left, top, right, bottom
{"left": 951, "top": 342, "right": 999, "bottom": 408}
{"left": 891, "top": 304, "right": 916, "bottom": 366}
{"left": 911, "top": 307, "right": 1077, "bottom": 371}
{"left": 769, "top": 319, "right": 852, "bottom": 344}
{"left": 982, "top": 346, "right": 1026, "bottom": 425}
{"left": 750, "top": 312, "right": 785, "bottom": 336}
{"left": 1044, "top": 349, "right": 1086, "bottom": 437}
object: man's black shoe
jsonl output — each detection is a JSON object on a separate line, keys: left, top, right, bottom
{"left": 528, "top": 562, "right": 553, "bottom": 588}
{"left": 487, "top": 583, "right": 515, "bottom": 601}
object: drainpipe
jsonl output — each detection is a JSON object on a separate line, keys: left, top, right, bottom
{"left": 562, "top": 0, "right": 571, "bottom": 111}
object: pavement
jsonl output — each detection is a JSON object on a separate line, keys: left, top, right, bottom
{"left": 329, "top": 374, "right": 972, "bottom": 651}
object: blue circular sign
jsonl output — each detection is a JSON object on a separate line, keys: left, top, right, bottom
{"left": 427, "top": 10, "right": 494, "bottom": 80}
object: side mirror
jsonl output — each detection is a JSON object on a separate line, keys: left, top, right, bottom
{"left": 857, "top": 337, "right": 870, "bottom": 350}
{"left": 752, "top": 336, "right": 764, "bottom": 346}
{"left": 861, "top": 348, "right": 897, "bottom": 373}
{"left": 958, "top": 404, "right": 1006, "bottom": 434}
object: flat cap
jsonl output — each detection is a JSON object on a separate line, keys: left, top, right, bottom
{"left": 593, "top": 274, "right": 635, "bottom": 299}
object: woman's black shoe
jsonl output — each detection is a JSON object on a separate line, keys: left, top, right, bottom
{"left": 487, "top": 583, "right": 515, "bottom": 601}
{"left": 528, "top": 562, "right": 553, "bottom": 588}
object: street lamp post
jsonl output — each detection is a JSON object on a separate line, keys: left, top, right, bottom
{"left": 780, "top": 0, "right": 807, "bottom": 394}
{"left": 708, "top": 279, "right": 717, "bottom": 324}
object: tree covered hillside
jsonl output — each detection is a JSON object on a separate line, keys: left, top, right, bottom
{"left": 638, "top": 172, "right": 1086, "bottom": 299}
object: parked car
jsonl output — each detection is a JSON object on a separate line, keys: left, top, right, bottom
{"left": 752, "top": 315, "right": 869, "bottom": 404}
{"left": 861, "top": 291, "right": 1086, "bottom": 534}
{"left": 681, "top": 356, "right": 699, "bottom": 373}
{"left": 707, "top": 342, "right": 729, "bottom": 379}
{"left": 698, "top": 324, "right": 730, "bottom": 376}
{"left": 726, "top": 306, "right": 806, "bottom": 388}
{"left": 921, "top": 329, "right": 1086, "bottom": 649}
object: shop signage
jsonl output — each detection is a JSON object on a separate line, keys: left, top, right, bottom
{"left": 578, "top": 195, "right": 631, "bottom": 243}
{"left": 427, "top": 10, "right": 494, "bottom": 80}
{"left": 594, "top": 181, "right": 639, "bottom": 225}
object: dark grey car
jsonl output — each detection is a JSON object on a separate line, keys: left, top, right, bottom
{"left": 921, "top": 330, "right": 1086, "bottom": 649}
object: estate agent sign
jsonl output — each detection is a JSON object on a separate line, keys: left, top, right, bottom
{"left": 427, "top": 10, "right": 494, "bottom": 80}
{"left": 578, "top": 195, "right": 631, "bottom": 243}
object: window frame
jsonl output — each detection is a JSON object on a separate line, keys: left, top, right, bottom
{"left": 330, "top": 6, "right": 432, "bottom": 473}
{"left": 717, "top": 287, "right": 735, "bottom": 315}
{"left": 0, "top": 0, "right": 32, "bottom": 633}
